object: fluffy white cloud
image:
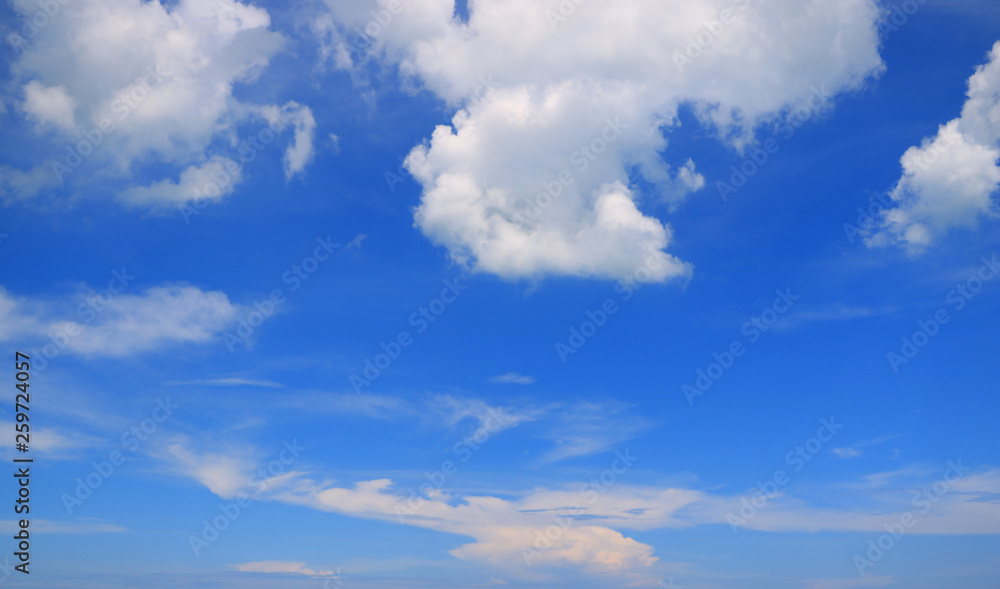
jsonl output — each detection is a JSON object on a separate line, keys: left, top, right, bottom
{"left": 5, "top": 0, "right": 316, "bottom": 207}
{"left": 22, "top": 81, "right": 76, "bottom": 130}
{"left": 258, "top": 102, "right": 318, "bottom": 180}
{"left": 319, "top": 0, "right": 884, "bottom": 281}
{"left": 121, "top": 156, "right": 243, "bottom": 208}
{"left": 0, "top": 284, "right": 242, "bottom": 357}
{"left": 868, "top": 41, "right": 1000, "bottom": 252}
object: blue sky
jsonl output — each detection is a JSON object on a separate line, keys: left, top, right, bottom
{"left": 0, "top": 0, "right": 999, "bottom": 588}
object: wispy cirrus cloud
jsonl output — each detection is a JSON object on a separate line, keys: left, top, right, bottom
{"left": 232, "top": 561, "right": 335, "bottom": 576}
{"left": 488, "top": 372, "right": 536, "bottom": 385}
{"left": 167, "top": 378, "right": 285, "bottom": 389}
{"left": 0, "top": 284, "right": 242, "bottom": 357}
{"left": 162, "top": 432, "right": 1000, "bottom": 583}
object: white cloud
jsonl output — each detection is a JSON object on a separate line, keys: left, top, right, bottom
{"left": 488, "top": 372, "right": 536, "bottom": 385}
{"left": 431, "top": 394, "right": 540, "bottom": 442}
{"left": 167, "top": 378, "right": 285, "bottom": 388}
{"left": 22, "top": 81, "right": 76, "bottom": 130}
{"left": 56, "top": 286, "right": 241, "bottom": 357}
{"left": 868, "top": 41, "right": 1000, "bottom": 252}
{"left": 162, "top": 438, "right": 258, "bottom": 498}
{"left": 120, "top": 157, "right": 243, "bottom": 208}
{"left": 0, "top": 284, "right": 241, "bottom": 357}
{"left": 319, "top": 0, "right": 884, "bottom": 281}
{"left": 832, "top": 447, "right": 863, "bottom": 459}
{"left": 0, "top": 519, "right": 125, "bottom": 535}
{"left": 5, "top": 0, "right": 315, "bottom": 206}
{"left": 537, "top": 402, "right": 649, "bottom": 464}
{"left": 165, "top": 435, "right": 1000, "bottom": 581}
{"left": 0, "top": 421, "right": 102, "bottom": 460}
{"left": 233, "top": 561, "right": 334, "bottom": 576}
{"left": 258, "top": 102, "right": 318, "bottom": 180}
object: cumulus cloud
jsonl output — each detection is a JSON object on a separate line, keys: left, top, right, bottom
{"left": 22, "top": 81, "right": 76, "bottom": 130}
{"left": 318, "top": 0, "right": 884, "bottom": 281}
{"left": 868, "top": 42, "right": 1000, "bottom": 252}
{"left": 4, "top": 0, "right": 316, "bottom": 207}
{"left": 121, "top": 157, "right": 243, "bottom": 208}
{"left": 0, "top": 284, "right": 242, "bottom": 357}
{"left": 53, "top": 286, "right": 242, "bottom": 356}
